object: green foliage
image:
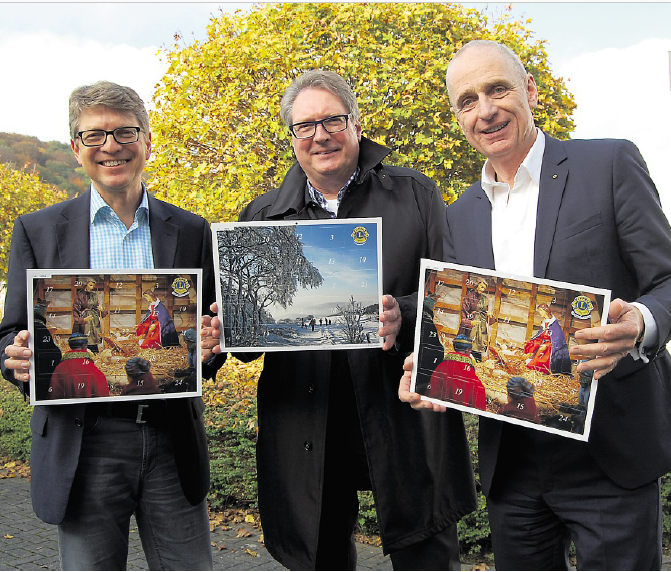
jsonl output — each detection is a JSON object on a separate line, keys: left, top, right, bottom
{"left": 150, "top": 3, "right": 575, "bottom": 220}
{"left": 0, "top": 162, "right": 68, "bottom": 284}
{"left": 357, "top": 490, "right": 379, "bottom": 537}
{"left": 662, "top": 472, "right": 671, "bottom": 547}
{"left": 0, "top": 133, "right": 88, "bottom": 198}
{"left": 458, "top": 490, "right": 492, "bottom": 557}
{"left": 202, "top": 356, "right": 261, "bottom": 511}
{"left": 0, "top": 383, "right": 32, "bottom": 461}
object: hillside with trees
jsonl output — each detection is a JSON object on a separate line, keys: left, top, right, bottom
{"left": 0, "top": 132, "right": 88, "bottom": 198}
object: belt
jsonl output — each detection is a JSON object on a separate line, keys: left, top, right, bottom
{"left": 86, "top": 401, "right": 168, "bottom": 425}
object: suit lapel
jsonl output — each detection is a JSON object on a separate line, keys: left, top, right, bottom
{"left": 148, "top": 195, "right": 179, "bottom": 268}
{"left": 534, "top": 135, "right": 568, "bottom": 278}
{"left": 473, "top": 186, "right": 496, "bottom": 270}
{"left": 55, "top": 192, "right": 91, "bottom": 268}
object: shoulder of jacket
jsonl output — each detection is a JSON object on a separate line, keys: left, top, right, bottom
{"left": 148, "top": 195, "right": 209, "bottom": 226}
{"left": 549, "top": 135, "right": 636, "bottom": 156}
{"left": 239, "top": 189, "right": 282, "bottom": 221}
{"left": 377, "top": 164, "right": 438, "bottom": 192}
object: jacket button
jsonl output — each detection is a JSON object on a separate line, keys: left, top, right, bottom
{"left": 307, "top": 384, "right": 315, "bottom": 394}
{"left": 75, "top": 418, "right": 83, "bottom": 427}
{"left": 304, "top": 441, "right": 313, "bottom": 451}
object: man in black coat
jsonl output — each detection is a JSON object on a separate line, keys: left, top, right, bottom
{"left": 0, "top": 81, "right": 216, "bottom": 570}
{"left": 400, "top": 40, "right": 671, "bottom": 570}
{"left": 202, "top": 70, "right": 477, "bottom": 571}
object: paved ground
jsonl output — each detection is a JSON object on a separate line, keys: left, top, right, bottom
{"left": 5, "top": 475, "right": 671, "bottom": 571}
{"left": 0, "top": 476, "right": 392, "bottom": 571}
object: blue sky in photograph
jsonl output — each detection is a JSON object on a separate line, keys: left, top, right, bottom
{"left": 270, "top": 221, "right": 381, "bottom": 320}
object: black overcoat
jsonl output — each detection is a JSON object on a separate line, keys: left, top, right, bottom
{"left": 238, "top": 137, "right": 477, "bottom": 570}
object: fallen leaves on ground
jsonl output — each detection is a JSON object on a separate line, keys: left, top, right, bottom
{"left": 236, "top": 528, "right": 251, "bottom": 538}
{"left": 0, "top": 459, "right": 30, "bottom": 479}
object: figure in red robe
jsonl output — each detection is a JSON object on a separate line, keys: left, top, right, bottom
{"left": 525, "top": 303, "right": 572, "bottom": 375}
{"left": 49, "top": 333, "right": 109, "bottom": 399}
{"left": 427, "top": 334, "right": 487, "bottom": 410}
{"left": 136, "top": 291, "right": 180, "bottom": 348}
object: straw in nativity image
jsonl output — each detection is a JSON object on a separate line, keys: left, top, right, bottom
{"left": 214, "top": 221, "right": 382, "bottom": 351}
{"left": 415, "top": 267, "right": 607, "bottom": 436}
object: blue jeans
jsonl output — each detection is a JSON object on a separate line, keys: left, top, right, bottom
{"left": 57, "top": 414, "right": 212, "bottom": 570}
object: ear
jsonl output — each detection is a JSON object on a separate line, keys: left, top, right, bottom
{"left": 526, "top": 73, "right": 539, "bottom": 110}
{"left": 71, "top": 139, "right": 83, "bottom": 166}
{"left": 354, "top": 118, "right": 362, "bottom": 142}
{"left": 144, "top": 131, "right": 152, "bottom": 161}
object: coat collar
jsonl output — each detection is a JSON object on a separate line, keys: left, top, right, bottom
{"left": 266, "top": 136, "right": 392, "bottom": 218}
{"left": 470, "top": 184, "right": 496, "bottom": 271}
{"left": 147, "top": 193, "right": 180, "bottom": 268}
{"left": 55, "top": 192, "right": 91, "bottom": 268}
{"left": 53, "top": 190, "right": 179, "bottom": 269}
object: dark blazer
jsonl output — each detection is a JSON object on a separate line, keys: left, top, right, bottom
{"left": 444, "top": 134, "right": 671, "bottom": 494}
{"left": 0, "top": 191, "right": 217, "bottom": 524}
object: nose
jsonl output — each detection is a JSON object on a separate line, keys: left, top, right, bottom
{"left": 477, "top": 95, "right": 498, "bottom": 121}
{"left": 101, "top": 133, "right": 123, "bottom": 152}
{"left": 313, "top": 122, "right": 331, "bottom": 142}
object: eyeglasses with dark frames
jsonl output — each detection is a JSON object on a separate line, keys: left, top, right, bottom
{"left": 289, "top": 114, "right": 351, "bottom": 139}
{"left": 76, "top": 126, "right": 143, "bottom": 147}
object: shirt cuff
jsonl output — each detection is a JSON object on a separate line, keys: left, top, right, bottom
{"left": 629, "top": 302, "right": 658, "bottom": 363}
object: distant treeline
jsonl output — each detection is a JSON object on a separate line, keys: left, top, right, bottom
{"left": 0, "top": 132, "right": 88, "bottom": 198}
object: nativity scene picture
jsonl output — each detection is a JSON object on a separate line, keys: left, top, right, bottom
{"left": 27, "top": 270, "right": 201, "bottom": 405}
{"left": 412, "top": 261, "right": 610, "bottom": 440}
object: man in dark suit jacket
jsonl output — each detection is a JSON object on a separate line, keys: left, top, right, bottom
{"left": 0, "top": 81, "right": 216, "bottom": 570}
{"left": 400, "top": 40, "right": 671, "bottom": 570}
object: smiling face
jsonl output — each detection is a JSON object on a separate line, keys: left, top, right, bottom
{"left": 447, "top": 45, "right": 538, "bottom": 177}
{"left": 71, "top": 105, "right": 151, "bottom": 201}
{"left": 290, "top": 88, "right": 362, "bottom": 198}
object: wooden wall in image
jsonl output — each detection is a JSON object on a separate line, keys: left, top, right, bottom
{"left": 426, "top": 268, "right": 603, "bottom": 353}
{"left": 34, "top": 274, "right": 198, "bottom": 342}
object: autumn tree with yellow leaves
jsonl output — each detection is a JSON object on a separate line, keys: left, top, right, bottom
{"left": 0, "top": 163, "right": 68, "bottom": 286}
{"left": 150, "top": 3, "right": 575, "bottom": 222}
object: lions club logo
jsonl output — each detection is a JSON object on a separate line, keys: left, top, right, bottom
{"left": 571, "top": 295, "right": 594, "bottom": 319}
{"left": 351, "top": 226, "right": 369, "bottom": 245}
{"left": 171, "top": 277, "right": 191, "bottom": 298}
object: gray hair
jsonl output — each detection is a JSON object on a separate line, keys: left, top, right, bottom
{"left": 69, "top": 80, "right": 150, "bottom": 141}
{"left": 280, "top": 70, "right": 361, "bottom": 127}
{"left": 446, "top": 40, "right": 528, "bottom": 101}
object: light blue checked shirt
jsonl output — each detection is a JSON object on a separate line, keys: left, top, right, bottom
{"left": 89, "top": 184, "right": 154, "bottom": 270}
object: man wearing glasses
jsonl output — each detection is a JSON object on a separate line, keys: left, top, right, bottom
{"left": 0, "top": 81, "right": 216, "bottom": 570}
{"left": 202, "top": 70, "right": 476, "bottom": 570}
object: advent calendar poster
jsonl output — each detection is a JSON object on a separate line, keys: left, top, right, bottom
{"left": 212, "top": 218, "right": 383, "bottom": 352}
{"left": 27, "top": 269, "right": 202, "bottom": 405}
{"left": 411, "top": 259, "right": 611, "bottom": 441}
